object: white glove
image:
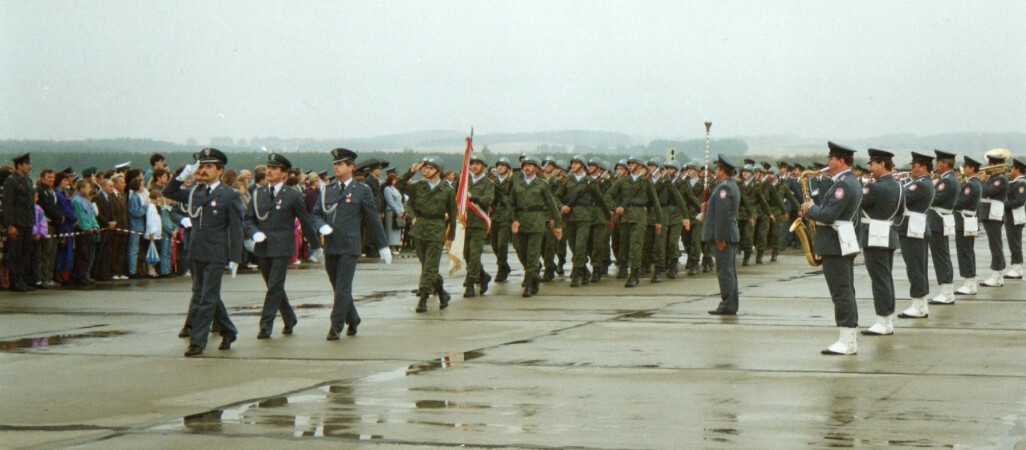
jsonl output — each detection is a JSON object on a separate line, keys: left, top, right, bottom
{"left": 252, "top": 231, "right": 267, "bottom": 243}
{"left": 309, "top": 247, "right": 324, "bottom": 263}
{"left": 177, "top": 160, "right": 200, "bottom": 181}
{"left": 379, "top": 247, "right": 392, "bottom": 265}
{"left": 244, "top": 239, "right": 255, "bottom": 253}
{"left": 229, "top": 261, "right": 239, "bottom": 278}
{"left": 319, "top": 224, "right": 334, "bottom": 235}
{"left": 180, "top": 217, "right": 192, "bottom": 228}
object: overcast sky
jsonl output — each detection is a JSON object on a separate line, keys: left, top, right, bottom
{"left": 2, "top": 0, "right": 1024, "bottom": 143}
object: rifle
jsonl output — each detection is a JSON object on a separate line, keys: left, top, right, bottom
{"left": 607, "top": 179, "right": 646, "bottom": 230}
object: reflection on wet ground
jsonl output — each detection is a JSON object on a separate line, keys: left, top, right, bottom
{"left": 0, "top": 330, "right": 129, "bottom": 352}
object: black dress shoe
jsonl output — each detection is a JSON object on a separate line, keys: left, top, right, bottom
{"left": 346, "top": 319, "right": 360, "bottom": 336}
{"left": 326, "top": 329, "right": 341, "bottom": 341}
{"left": 178, "top": 327, "right": 192, "bottom": 338}
{"left": 257, "top": 329, "right": 271, "bottom": 339}
{"left": 282, "top": 321, "right": 296, "bottom": 334}
{"left": 218, "top": 334, "right": 236, "bottom": 350}
{"left": 184, "top": 345, "right": 203, "bottom": 357}
{"left": 708, "top": 309, "right": 737, "bottom": 316}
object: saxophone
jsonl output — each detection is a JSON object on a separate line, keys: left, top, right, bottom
{"left": 789, "top": 170, "right": 823, "bottom": 267}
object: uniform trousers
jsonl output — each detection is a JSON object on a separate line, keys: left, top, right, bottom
{"left": 738, "top": 219, "right": 754, "bottom": 252}
{"left": 822, "top": 255, "right": 858, "bottom": 328}
{"left": 258, "top": 256, "right": 298, "bottom": 332}
{"left": 541, "top": 229, "right": 557, "bottom": 272}
{"left": 643, "top": 219, "right": 668, "bottom": 269}
{"left": 463, "top": 227, "right": 488, "bottom": 284}
{"left": 711, "top": 241, "right": 739, "bottom": 312}
{"left": 754, "top": 216, "right": 770, "bottom": 252}
{"left": 767, "top": 216, "right": 782, "bottom": 252}
{"left": 415, "top": 239, "right": 444, "bottom": 292}
{"left": 664, "top": 220, "right": 683, "bottom": 270}
{"left": 588, "top": 223, "right": 610, "bottom": 270}
{"left": 863, "top": 247, "right": 895, "bottom": 316}
{"left": 564, "top": 220, "right": 591, "bottom": 270}
{"left": 954, "top": 214, "right": 977, "bottom": 278}
{"left": 188, "top": 260, "right": 238, "bottom": 349}
{"left": 619, "top": 220, "right": 646, "bottom": 269}
{"left": 39, "top": 235, "right": 59, "bottom": 283}
{"left": 1006, "top": 222, "right": 1024, "bottom": 265}
{"left": 6, "top": 226, "right": 32, "bottom": 287}
{"left": 324, "top": 254, "right": 360, "bottom": 332}
{"left": 982, "top": 220, "right": 1006, "bottom": 271}
{"left": 489, "top": 221, "right": 512, "bottom": 275}
{"left": 899, "top": 236, "right": 929, "bottom": 298}
{"left": 514, "top": 232, "right": 544, "bottom": 280}
{"left": 927, "top": 232, "right": 954, "bottom": 284}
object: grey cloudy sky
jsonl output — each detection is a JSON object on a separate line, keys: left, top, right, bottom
{"left": 2, "top": 0, "right": 1024, "bottom": 143}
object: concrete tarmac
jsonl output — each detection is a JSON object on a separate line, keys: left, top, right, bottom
{"left": 1, "top": 237, "right": 1024, "bottom": 449}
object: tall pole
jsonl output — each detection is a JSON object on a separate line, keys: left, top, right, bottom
{"left": 703, "top": 121, "right": 712, "bottom": 198}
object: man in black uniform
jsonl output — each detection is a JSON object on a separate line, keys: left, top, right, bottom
{"left": 954, "top": 157, "right": 983, "bottom": 295}
{"left": 897, "top": 152, "right": 937, "bottom": 320}
{"left": 801, "top": 142, "right": 862, "bottom": 355}
{"left": 979, "top": 153, "right": 1009, "bottom": 287}
{"left": 1004, "top": 158, "right": 1025, "bottom": 280}
{"left": 859, "top": 149, "right": 903, "bottom": 336}
{"left": 3, "top": 153, "right": 35, "bottom": 292}
{"left": 245, "top": 153, "right": 322, "bottom": 339}
{"left": 703, "top": 155, "right": 741, "bottom": 315}
{"left": 927, "top": 150, "right": 959, "bottom": 304}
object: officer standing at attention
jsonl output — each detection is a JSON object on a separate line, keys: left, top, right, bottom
{"left": 953, "top": 157, "right": 983, "bottom": 295}
{"left": 604, "top": 156, "right": 663, "bottom": 287}
{"left": 897, "top": 152, "right": 937, "bottom": 320}
{"left": 462, "top": 154, "right": 495, "bottom": 298}
{"left": 858, "top": 149, "right": 903, "bottom": 336}
{"left": 397, "top": 156, "right": 456, "bottom": 312}
{"left": 3, "top": 153, "right": 35, "bottom": 292}
{"left": 978, "top": 153, "right": 1009, "bottom": 288}
{"left": 489, "top": 157, "right": 514, "bottom": 283}
{"left": 703, "top": 155, "right": 741, "bottom": 315}
{"left": 163, "top": 148, "right": 242, "bottom": 357}
{"left": 555, "top": 155, "right": 611, "bottom": 287}
{"left": 245, "top": 153, "right": 323, "bottom": 339}
{"left": 926, "top": 150, "right": 959, "bottom": 305}
{"left": 1003, "top": 158, "right": 1026, "bottom": 280}
{"left": 310, "top": 148, "right": 391, "bottom": 339}
{"left": 800, "top": 142, "right": 862, "bottom": 355}
{"left": 511, "top": 156, "right": 563, "bottom": 297}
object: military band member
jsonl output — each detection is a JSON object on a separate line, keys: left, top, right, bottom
{"left": 954, "top": 157, "right": 983, "bottom": 295}
{"left": 489, "top": 157, "right": 514, "bottom": 282}
{"left": 927, "top": 150, "right": 959, "bottom": 304}
{"left": 397, "top": 156, "right": 457, "bottom": 312}
{"left": 3, "top": 153, "right": 35, "bottom": 292}
{"left": 859, "top": 149, "right": 903, "bottom": 336}
{"left": 163, "top": 148, "right": 242, "bottom": 357}
{"left": 801, "top": 142, "right": 862, "bottom": 355}
{"left": 244, "top": 153, "right": 321, "bottom": 339}
{"left": 1004, "top": 157, "right": 1025, "bottom": 279}
{"left": 703, "top": 155, "right": 741, "bottom": 315}
{"left": 462, "top": 154, "right": 495, "bottom": 298}
{"left": 587, "top": 159, "right": 613, "bottom": 282}
{"left": 979, "top": 153, "right": 1009, "bottom": 287}
{"left": 556, "top": 155, "right": 611, "bottom": 287}
{"left": 897, "top": 152, "right": 937, "bottom": 319}
{"left": 511, "top": 156, "right": 563, "bottom": 297}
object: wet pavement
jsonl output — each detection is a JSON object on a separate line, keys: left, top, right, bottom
{"left": 1, "top": 238, "right": 1024, "bottom": 449}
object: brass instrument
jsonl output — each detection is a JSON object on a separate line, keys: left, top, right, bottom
{"left": 789, "top": 170, "right": 823, "bottom": 267}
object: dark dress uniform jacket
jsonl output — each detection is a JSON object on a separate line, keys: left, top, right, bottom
{"left": 245, "top": 183, "right": 321, "bottom": 258}
{"left": 858, "top": 174, "right": 902, "bottom": 249}
{"left": 896, "top": 175, "right": 935, "bottom": 237}
{"left": 808, "top": 171, "right": 863, "bottom": 256}
{"left": 955, "top": 177, "right": 982, "bottom": 224}
{"left": 979, "top": 174, "right": 1009, "bottom": 221}
{"left": 1007, "top": 176, "right": 1026, "bottom": 212}
{"left": 163, "top": 178, "right": 243, "bottom": 264}
{"left": 929, "top": 171, "right": 958, "bottom": 233}
{"left": 311, "top": 180, "right": 388, "bottom": 256}
{"left": 702, "top": 179, "right": 740, "bottom": 243}
{"left": 2, "top": 172, "right": 34, "bottom": 228}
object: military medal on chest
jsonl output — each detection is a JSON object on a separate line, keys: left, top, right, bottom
{"left": 346, "top": 192, "right": 352, "bottom": 203}
{"left": 276, "top": 198, "right": 282, "bottom": 210}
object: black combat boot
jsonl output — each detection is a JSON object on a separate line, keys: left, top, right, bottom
{"left": 463, "top": 283, "right": 476, "bottom": 298}
{"left": 702, "top": 256, "right": 714, "bottom": 272}
{"left": 591, "top": 267, "right": 602, "bottom": 283}
{"left": 479, "top": 272, "right": 492, "bottom": 294}
{"left": 522, "top": 276, "right": 534, "bottom": 297}
{"left": 616, "top": 264, "right": 628, "bottom": 279}
{"left": 542, "top": 268, "right": 555, "bottom": 282}
{"left": 665, "top": 264, "right": 678, "bottom": 279}
{"left": 756, "top": 250, "right": 764, "bottom": 264}
{"left": 688, "top": 262, "right": 700, "bottom": 276}
{"left": 438, "top": 286, "right": 451, "bottom": 309}
{"left": 531, "top": 277, "right": 540, "bottom": 295}
{"left": 771, "top": 249, "right": 778, "bottom": 262}
{"left": 651, "top": 265, "right": 662, "bottom": 283}
{"left": 570, "top": 268, "right": 582, "bottom": 288}
{"left": 581, "top": 267, "right": 591, "bottom": 285}
{"left": 742, "top": 251, "right": 751, "bottom": 266}
{"left": 625, "top": 269, "right": 640, "bottom": 288}
{"left": 556, "top": 258, "right": 565, "bottom": 276}
{"left": 416, "top": 290, "right": 429, "bottom": 313}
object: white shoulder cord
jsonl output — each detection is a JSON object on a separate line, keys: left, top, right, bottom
{"left": 252, "top": 187, "right": 270, "bottom": 221}
{"left": 186, "top": 184, "right": 203, "bottom": 219}
{"left": 320, "top": 182, "right": 339, "bottom": 215}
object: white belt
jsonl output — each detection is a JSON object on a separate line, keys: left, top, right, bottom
{"left": 930, "top": 207, "right": 953, "bottom": 214}
{"left": 814, "top": 221, "right": 831, "bottom": 227}
{"left": 903, "top": 210, "right": 928, "bottom": 216}
{"left": 957, "top": 210, "right": 977, "bottom": 217}
{"left": 981, "top": 199, "right": 999, "bottom": 204}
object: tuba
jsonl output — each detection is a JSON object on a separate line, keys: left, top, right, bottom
{"left": 789, "top": 170, "right": 823, "bottom": 267}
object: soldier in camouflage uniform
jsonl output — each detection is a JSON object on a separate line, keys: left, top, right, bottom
{"left": 755, "top": 162, "right": 786, "bottom": 264}
{"left": 610, "top": 159, "right": 629, "bottom": 277}
{"left": 662, "top": 160, "right": 693, "bottom": 278}
{"left": 397, "top": 157, "right": 457, "bottom": 313}
{"left": 554, "top": 159, "right": 569, "bottom": 276}
{"left": 587, "top": 159, "right": 614, "bottom": 282}
{"left": 489, "top": 157, "right": 514, "bottom": 282}
{"left": 750, "top": 162, "right": 775, "bottom": 264}
{"left": 644, "top": 157, "right": 688, "bottom": 282}
{"left": 539, "top": 156, "right": 560, "bottom": 281}
{"left": 605, "top": 156, "right": 664, "bottom": 287}
{"left": 675, "top": 162, "right": 704, "bottom": 275}
{"left": 511, "top": 156, "right": 563, "bottom": 297}
{"left": 771, "top": 164, "right": 798, "bottom": 262}
{"left": 556, "top": 155, "right": 611, "bottom": 287}
{"left": 737, "top": 160, "right": 758, "bottom": 266}
{"left": 462, "top": 154, "right": 494, "bottom": 298}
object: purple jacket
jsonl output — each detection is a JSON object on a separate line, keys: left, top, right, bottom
{"left": 33, "top": 204, "right": 48, "bottom": 237}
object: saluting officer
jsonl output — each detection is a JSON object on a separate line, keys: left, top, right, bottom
{"left": 511, "top": 156, "right": 563, "bottom": 297}
{"left": 927, "top": 150, "right": 959, "bottom": 304}
{"left": 604, "top": 156, "right": 663, "bottom": 287}
{"left": 954, "top": 157, "right": 984, "bottom": 295}
{"left": 489, "top": 157, "right": 515, "bottom": 282}
{"left": 1003, "top": 158, "right": 1026, "bottom": 279}
{"left": 245, "top": 153, "right": 323, "bottom": 339}
{"left": 800, "top": 142, "right": 862, "bottom": 355}
{"left": 462, "top": 154, "right": 495, "bottom": 298}
{"left": 555, "top": 155, "right": 611, "bottom": 287}
{"left": 310, "top": 148, "right": 391, "bottom": 339}
{"left": 703, "top": 155, "right": 741, "bottom": 315}
{"left": 897, "top": 152, "right": 937, "bottom": 320}
{"left": 3, "top": 153, "right": 35, "bottom": 292}
{"left": 858, "top": 149, "right": 903, "bottom": 336}
{"left": 979, "top": 153, "right": 1009, "bottom": 287}
{"left": 397, "top": 156, "right": 456, "bottom": 312}
{"left": 163, "top": 148, "right": 242, "bottom": 357}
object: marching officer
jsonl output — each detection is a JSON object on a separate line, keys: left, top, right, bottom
{"left": 310, "top": 148, "right": 391, "bottom": 339}
{"left": 927, "top": 150, "right": 959, "bottom": 305}
{"left": 397, "top": 156, "right": 456, "bottom": 312}
{"left": 954, "top": 157, "right": 983, "bottom": 295}
{"left": 163, "top": 148, "right": 242, "bottom": 357}
{"left": 979, "top": 153, "right": 1009, "bottom": 287}
{"left": 604, "top": 156, "right": 663, "bottom": 287}
{"left": 897, "top": 152, "right": 936, "bottom": 320}
{"left": 1004, "top": 158, "right": 1025, "bottom": 279}
{"left": 800, "top": 142, "right": 862, "bottom": 355}
{"left": 462, "top": 154, "right": 495, "bottom": 298}
{"left": 511, "top": 156, "right": 562, "bottom": 297}
{"left": 703, "top": 155, "right": 741, "bottom": 315}
{"left": 858, "top": 149, "right": 903, "bottom": 336}
{"left": 245, "top": 153, "right": 322, "bottom": 339}
{"left": 555, "top": 155, "right": 611, "bottom": 287}
{"left": 489, "top": 157, "right": 514, "bottom": 282}
{"left": 3, "top": 153, "right": 35, "bottom": 292}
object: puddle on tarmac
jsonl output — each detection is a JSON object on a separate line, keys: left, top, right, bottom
{"left": 0, "top": 330, "right": 129, "bottom": 352}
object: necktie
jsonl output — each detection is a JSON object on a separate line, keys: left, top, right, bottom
{"left": 206, "top": 185, "right": 212, "bottom": 196}
{"left": 270, "top": 187, "right": 277, "bottom": 200}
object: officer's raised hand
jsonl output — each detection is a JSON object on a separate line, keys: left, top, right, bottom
{"left": 177, "top": 160, "right": 201, "bottom": 181}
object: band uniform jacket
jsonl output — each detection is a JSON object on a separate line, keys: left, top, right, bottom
{"left": 1006, "top": 175, "right": 1026, "bottom": 216}
{"left": 163, "top": 178, "right": 244, "bottom": 265}
{"left": 979, "top": 174, "right": 1009, "bottom": 222}
{"left": 955, "top": 176, "right": 982, "bottom": 232}
{"left": 310, "top": 180, "right": 388, "bottom": 256}
{"left": 858, "top": 174, "right": 902, "bottom": 249}
{"left": 2, "top": 172, "right": 34, "bottom": 228}
{"left": 245, "top": 183, "right": 321, "bottom": 258}
{"left": 807, "top": 170, "right": 862, "bottom": 256}
{"left": 928, "top": 170, "right": 958, "bottom": 234}
{"left": 701, "top": 178, "right": 740, "bottom": 243}
{"left": 896, "top": 174, "right": 935, "bottom": 238}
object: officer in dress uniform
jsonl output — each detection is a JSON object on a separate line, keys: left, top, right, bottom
{"left": 489, "top": 157, "right": 514, "bottom": 282}
{"left": 310, "top": 148, "right": 391, "bottom": 339}
{"left": 556, "top": 155, "right": 611, "bottom": 287}
{"left": 703, "top": 155, "right": 741, "bottom": 315}
{"left": 979, "top": 153, "right": 1009, "bottom": 287}
{"left": 954, "top": 156, "right": 984, "bottom": 295}
{"left": 511, "top": 156, "right": 563, "bottom": 297}
{"left": 245, "top": 153, "right": 323, "bottom": 339}
{"left": 801, "top": 142, "right": 863, "bottom": 355}
{"left": 3, "top": 153, "right": 35, "bottom": 292}
{"left": 858, "top": 149, "right": 903, "bottom": 336}
{"left": 926, "top": 150, "right": 959, "bottom": 304}
{"left": 163, "top": 148, "right": 242, "bottom": 357}
{"left": 1003, "top": 158, "right": 1026, "bottom": 280}
{"left": 462, "top": 154, "right": 495, "bottom": 298}
{"left": 397, "top": 156, "right": 456, "bottom": 312}
{"left": 604, "top": 156, "right": 663, "bottom": 288}
{"left": 896, "top": 152, "right": 937, "bottom": 320}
